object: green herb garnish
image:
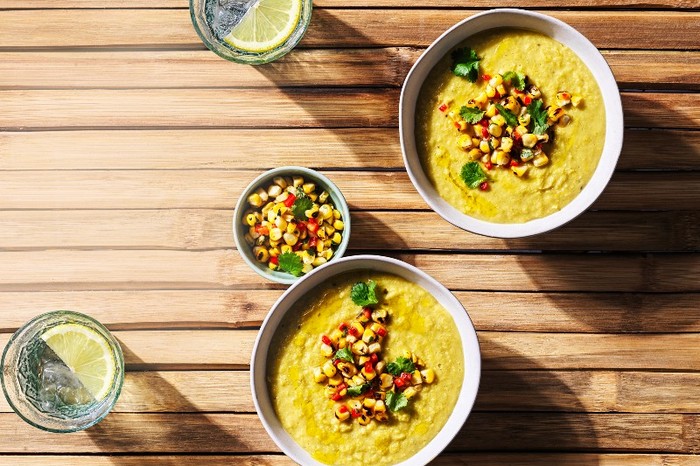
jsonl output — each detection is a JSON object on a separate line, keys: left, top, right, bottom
{"left": 495, "top": 104, "right": 519, "bottom": 128}
{"left": 278, "top": 252, "right": 303, "bottom": 276}
{"left": 528, "top": 100, "right": 549, "bottom": 135}
{"left": 386, "top": 356, "right": 416, "bottom": 376}
{"left": 451, "top": 47, "right": 480, "bottom": 82}
{"left": 347, "top": 383, "right": 370, "bottom": 397}
{"left": 291, "top": 193, "right": 313, "bottom": 220}
{"left": 459, "top": 106, "right": 486, "bottom": 124}
{"left": 334, "top": 347, "right": 354, "bottom": 363}
{"left": 386, "top": 391, "right": 409, "bottom": 412}
{"left": 350, "top": 280, "right": 379, "bottom": 307}
{"left": 503, "top": 71, "right": 527, "bottom": 91}
{"left": 460, "top": 161, "right": 488, "bottom": 189}
{"left": 520, "top": 148, "right": 535, "bottom": 161}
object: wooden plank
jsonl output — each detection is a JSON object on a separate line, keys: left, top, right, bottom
{"left": 1, "top": 50, "right": 698, "bottom": 91}
{"left": 0, "top": 210, "right": 697, "bottom": 252}
{"left": 0, "top": 290, "right": 699, "bottom": 334}
{"left": 0, "top": 412, "right": 696, "bottom": 453}
{"left": 3, "top": 370, "right": 697, "bottom": 414}
{"left": 0, "top": 170, "right": 697, "bottom": 211}
{"left": 0, "top": 250, "right": 697, "bottom": 292}
{"left": 0, "top": 250, "right": 700, "bottom": 292}
{"left": 6, "top": 0, "right": 700, "bottom": 8}
{"left": 0, "top": 10, "right": 698, "bottom": 50}
{"left": 1, "top": 128, "right": 698, "bottom": 171}
{"left": 1, "top": 90, "right": 698, "bottom": 129}
{"left": 0, "top": 88, "right": 399, "bottom": 130}
{"left": 1, "top": 454, "right": 699, "bottom": 466}
{"left": 3, "top": 330, "right": 700, "bottom": 370}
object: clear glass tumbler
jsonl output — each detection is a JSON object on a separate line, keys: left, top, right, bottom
{"left": 1, "top": 311, "right": 124, "bottom": 432}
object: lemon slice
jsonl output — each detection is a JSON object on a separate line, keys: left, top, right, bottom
{"left": 41, "top": 324, "right": 116, "bottom": 402}
{"left": 224, "top": 0, "right": 303, "bottom": 53}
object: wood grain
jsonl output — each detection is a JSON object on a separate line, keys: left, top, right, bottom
{"left": 0, "top": 170, "right": 698, "bottom": 211}
{"left": 1, "top": 50, "right": 698, "bottom": 90}
{"left": 0, "top": 210, "right": 697, "bottom": 252}
{"left": 1, "top": 454, "right": 699, "bottom": 466}
{"left": 0, "top": 290, "right": 699, "bottom": 334}
{"left": 0, "top": 412, "right": 696, "bottom": 453}
{"left": 3, "top": 370, "right": 698, "bottom": 414}
{"left": 1, "top": 128, "right": 698, "bottom": 171}
{"left": 0, "top": 10, "right": 698, "bottom": 50}
{"left": 0, "top": 250, "right": 697, "bottom": 292}
{"left": 3, "top": 330, "right": 700, "bottom": 370}
{"left": 1, "top": 90, "right": 698, "bottom": 129}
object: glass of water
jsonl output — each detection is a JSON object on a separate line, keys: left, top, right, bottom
{"left": 190, "top": 0, "right": 313, "bottom": 65}
{"left": 1, "top": 311, "right": 124, "bottom": 432}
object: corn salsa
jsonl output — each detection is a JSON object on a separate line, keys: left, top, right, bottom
{"left": 267, "top": 272, "right": 464, "bottom": 465}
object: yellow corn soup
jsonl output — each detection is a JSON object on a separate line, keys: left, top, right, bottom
{"left": 267, "top": 272, "right": 464, "bottom": 465}
{"left": 416, "top": 28, "right": 606, "bottom": 223}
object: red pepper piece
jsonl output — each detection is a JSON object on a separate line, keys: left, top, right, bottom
{"left": 254, "top": 224, "right": 269, "bottom": 235}
{"left": 337, "top": 383, "right": 347, "bottom": 392}
{"left": 364, "top": 361, "right": 374, "bottom": 372}
{"left": 493, "top": 90, "right": 501, "bottom": 99}
{"left": 296, "top": 221, "right": 306, "bottom": 231}
{"left": 348, "top": 327, "right": 359, "bottom": 337}
{"left": 523, "top": 96, "right": 532, "bottom": 105}
{"left": 350, "top": 409, "right": 361, "bottom": 418}
{"left": 400, "top": 372, "right": 412, "bottom": 384}
{"left": 454, "top": 121, "right": 461, "bottom": 129}
{"left": 485, "top": 161, "right": 493, "bottom": 171}
{"left": 481, "top": 127, "right": 489, "bottom": 138}
{"left": 269, "top": 256, "right": 279, "bottom": 265}
{"left": 479, "top": 182, "right": 489, "bottom": 191}
{"left": 438, "top": 103, "right": 448, "bottom": 112}
{"left": 362, "top": 307, "right": 372, "bottom": 319}
{"left": 479, "top": 118, "right": 489, "bottom": 127}
{"left": 339, "top": 322, "right": 348, "bottom": 331}
{"left": 513, "top": 132, "right": 522, "bottom": 141}
{"left": 376, "top": 327, "right": 387, "bottom": 337}
{"left": 332, "top": 393, "right": 343, "bottom": 401}
{"left": 292, "top": 242, "right": 302, "bottom": 251}
{"left": 394, "top": 377, "right": 405, "bottom": 389}
{"left": 308, "top": 236, "right": 318, "bottom": 248}
{"left": 370, "top": 353, "right": 379, "bottom": 364}
{"left": 307, "top": 218, "right": 319, "bottom": 235}
{"left": 339, "top": 405, "right": 348, "bottom": 413}
{"left": 321, "top": 335, "right": 332, "bottom": 346}
{"left": 510, "top": 160, "right": 520, "bottom": 167}
{"left": 482, "top": 74, "right": 491, "bottom": 81}
{"left": 283, "top": 193, "right": 296, "bottom": 208}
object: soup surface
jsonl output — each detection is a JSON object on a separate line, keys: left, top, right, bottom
{"left": 415, "top": 28, "right": 606, "bottom": 223}
{"left": 267, "top": 272, "right": 464, "bottom": 465}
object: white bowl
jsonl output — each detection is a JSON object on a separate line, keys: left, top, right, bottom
{"left": 400, "top": 9, "right": 624, "bottom": 238}
{"left": 251, "top": 255, "right": 481, "bottom": 465}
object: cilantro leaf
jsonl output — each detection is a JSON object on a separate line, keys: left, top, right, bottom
{"left": 291, "top": 194, "right": 313, "bottom": 220}
{"left": 386, "top": 391, "right": 409, "bottom": 412}
{"left": 350, "top": 280, "right": 379, "bottom": 307}
{"left": 494, "top": 104, "right": 519, "bottom": 128}
{"left": 347, "top": 383, "right": 370, "bottom": 397}
{"left": 386, "top": 357, "right": 416, "bottom": 377}
{"left": 278, "top": 252, "right": 303, "bottom": 276}
{"left": 334, "top": 347, "right": 354, "bottom": 363}
{"left": 459, "top": 106, "right": 485, "bottom": 124}
{"left": 460, "top": 161, "right": 488, "bottom": 189}
{"left": 451, "top": 47, "right": 480, "bottom": 82}
{"left": 527, "top": 100, "right": 549, "bottom": 135}
{"left": 503, "top": 71, "right": 527, "bottom": 91}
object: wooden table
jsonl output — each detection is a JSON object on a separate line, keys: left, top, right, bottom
{"left": 1, "top": 0, "right": 699, "bottom": 464}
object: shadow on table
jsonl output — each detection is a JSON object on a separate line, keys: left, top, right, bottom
{"left": 86, "top": 343, "right": 251, "bottom": 464}
{"left": 438, "top": 339, "right": 599, "bottom": 464}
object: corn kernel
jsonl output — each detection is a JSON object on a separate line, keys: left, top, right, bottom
{"left": 292, "top": 176, "right": 304, "bottom": 187}
{"left": 488, "top": 74, "right": 503, "bottom": 87}
{"left": 479, "top": 139, "right": 491, "bottom": 153}
{"left": 496, "top": 84, "right": 507, "bottom": 96}
{"left": 254, "top": 187, "right": 269, "bottom": 202}
{"left": 253, "top": 246, "right": 269, "bottom": 263}
{"left": 488, "top": 123, "right": 503, "bottom": 137}
{"left": 332, "top": 232, "right": 342, "bottom": 245}
{"left": 312, "top": 256, "right": 327, "bottom": 267}
{"left": 421, "top": 368, "right": 436, "bottom": 384}
{"left": 512, "top": 164, "right": 529, "bottom": 177}
{"left": 500, "top": 137, "right": 514, "bottom": 152}
{"left": 269, "top": 228, "right": 283, "bottom": 242}
{"left": 522, "top": 133, "right": 538, "bottom": 148}
{"left": 247, "top": 193, "right": 263, "bottom": 208}
{"left": 302, "top": 182, "right": 315, "bottom": 194}
{"left": 283, "top": 232, "right": 298, "bottom": 246}
{"left": 485, "top": 85, "right": 496, "bottom": 98}
{"left": 333, "top": 220, "right": 344, "bottom": 231}
{"left": 491, "top": 114, "right": 506, "bottom": 127}
{"left": 485, "top": 103, "right": 497, "bottom": 117}
{"left": 533, "top": 153, "right": 550, "bottom": 167}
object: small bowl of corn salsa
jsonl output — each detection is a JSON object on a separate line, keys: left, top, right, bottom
{"left": 233, "top": 167, "right": 351, "bottom": 284}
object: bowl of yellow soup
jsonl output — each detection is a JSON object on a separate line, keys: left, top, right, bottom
{"left": 400, "top": 9, "right": 623, "bottom": 237}
{"left": 251, "top": 255, "right": 481, "bottom": 465}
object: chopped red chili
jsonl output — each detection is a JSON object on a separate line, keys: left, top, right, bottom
{"left": 283, "top": 193, "right": 296, "bottom": 208}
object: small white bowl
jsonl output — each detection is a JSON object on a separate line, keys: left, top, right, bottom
{"left": 400, "top": 9, "right": 624, "bottom": 238}
{"left": 250, "top": 255, "right": 481, "bottom": 465}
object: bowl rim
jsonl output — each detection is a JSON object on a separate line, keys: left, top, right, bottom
{"left": 250, "top": 254, "right": 482, "bottom": 465}
{"left": 232, "top": 166, "right": 352, "bottom": 285}
{"left": 399, "top": 8, "right": 624, "bottom": 238}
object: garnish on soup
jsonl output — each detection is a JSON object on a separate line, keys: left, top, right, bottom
{"left": 313, "top": 281, "right": 436, "bottom": 425}
{"left": 440, "top": 57, "right": 583, "bottom": 188}
{"left": 242, "top": 175, "right": 344, "bottom": 276}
